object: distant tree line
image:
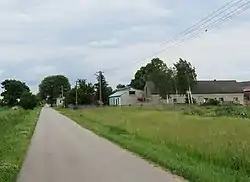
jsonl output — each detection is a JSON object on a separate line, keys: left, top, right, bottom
{"left": 0, "top": 57, "right": 196, "bottom": 109}
{"left": 0, "top": 80, "right": 38, "bottom": 110}
{"left": 38, "top": 73, "right": 113, "bottom": 107}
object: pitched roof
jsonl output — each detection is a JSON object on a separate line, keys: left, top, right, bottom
{"left": 238, "top": 81, "right": 250, "bottom": 88}
{"left": 109, "top": 90, "right": 127, "bottom": 98}
{"left": 145, "top": 80, "right": 243, "bottom": 95}
{"left": 192, "top": 80, "right": 243, "bottom": 94}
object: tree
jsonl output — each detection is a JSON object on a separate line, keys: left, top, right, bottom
{"left": 66, "top": 79, "right": 95, "bottom": 105}
{"left": 130, "top": 58, "right": 170, "bottom": 90}
{"left": 19, "top": 92, "right": 38, "bottom": 110}
{"left": 116, "top": 84, "right": 126, "bottom": 89}
{"left": 130, "top": 58, "right": 175, "bottom": 98}
{"left": 39, "top": 75, "right": 71, "bottom": 106}
{"left": 95, "top": 73, "right": 113, "bottom": 105}
{"left": 130, "top": 66, "right": 147, "bottom": 90}
{"left": 1, "top": 79, "right": 30, "bottom": 106}
{"left": 174, "top": 58, "right": 197, "bottom": 94}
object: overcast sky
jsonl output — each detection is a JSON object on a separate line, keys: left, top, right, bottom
{"left": 0, "top": 0, "right": 250, "bottom": 92}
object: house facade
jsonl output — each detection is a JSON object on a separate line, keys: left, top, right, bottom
{"left": 144, "top": 80, "right": 244, "bottom": 105}
{"left": 109, "top": 87, "right": 143, "bottom": 106}
{"left": 56, "top": 97, "right": 64, "bottom": 107}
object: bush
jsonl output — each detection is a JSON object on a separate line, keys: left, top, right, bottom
{"left": 19, "top": 92, "right": 38, "bottom": 110}
{"left": 202, "top": 99, "right": 220, "bottom": 106}
{"left": 215, "top": 105, "right": 249, "bottom": 118}
{"left": 185, "top": 96, "right": 197, "bottom": 104}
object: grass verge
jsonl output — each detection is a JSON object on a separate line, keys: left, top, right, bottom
{"left": 0, "top": 108, "right": 41, "bottom": 182}
{"left": 58, "top": 107, "right": 250, "bottom": 182}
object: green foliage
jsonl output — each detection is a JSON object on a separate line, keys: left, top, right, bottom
{"left": 131, "top": 58, "right": 197, "bottom": 97}
{"left": 0, "top": 109, "right": 40, "bottom": 182}
{"left": 58, "top": 107, "right": 250, "bottom": 182}
{"left": 215, "top": 106, "right": 249, "bottom": 118}
{"left": 66, "top": 79, "right": 95, "bottom": 105}
{"left": 202, "top": 99, "right": 220, "bottom": 106}
{"left": 130, "top": 66, "right": 148, "bottom": 90}
{"left": 116, "top": 84, "right": 126, "bottom": 89}
{"left": 174, "top": 58, "right": 197, "bottom": 94}
{"left": 1, "top": 80, "right": 30, "bottom": 107}
{"left": 39, "top": 75, "right": 70, "bottom": 106}
{"left": 95, "top": 73, "right": 112, "bottom": 105}
{"left": 19, "top": 92, "right": 38, "bottom": 110}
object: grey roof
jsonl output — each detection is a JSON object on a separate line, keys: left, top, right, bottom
{"left": 145, "top": 80, "right": 243, "bottom": 95}
{"left": 192, "top": 80, "right": 243, "bottom": 94}
{"left": 109, "top": 90, "right": 127, "bottom": 98}
{"left": 238, "top": 81, "right": 250, "bottom": 88}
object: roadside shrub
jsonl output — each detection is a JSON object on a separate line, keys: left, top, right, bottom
{"left": 185, "top": 96, "right": 197, "bottom": 104}
{"left": 19, "top": 92, "right": 37, "bottom": 110}
{"left": 215, "top": 106, "right": 249, "bottom": 118}
{"left": 202, "top": 99, "right": 220, "bottom": 106}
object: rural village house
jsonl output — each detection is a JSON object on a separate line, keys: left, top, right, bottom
{"left": 109, "top": 87, "right": 143, "bottom": 106}
{"left": 239, "top": 81, "right": 250, "bottom": 101}
{"left": 144, "top": 80, "right": 244, "bottom": 105}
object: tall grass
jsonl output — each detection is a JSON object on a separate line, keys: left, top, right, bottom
{"left": 58, "top": 107, "right": 250, "bottom": 182}
{"left": 0, "top": 109, "right": 40, "bottom": 182}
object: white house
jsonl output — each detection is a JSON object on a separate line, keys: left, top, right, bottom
{"left": 56, "top": 97, "right": 64, "bottom": 107}
{"left": 144, "top": 80, "right": 244, "bottom": 105}
{"left": 109, "top": 87, "right": 143, "bottom": 106}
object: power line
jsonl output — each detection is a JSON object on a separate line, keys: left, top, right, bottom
{"left": 154, "top": 1, "right": 250, "bottom": 54}
{"left": 158, "top": 0, "right": 245, "bottom": 47}
{"left": 103, "top": 0, "right": 250, "bottom": 73}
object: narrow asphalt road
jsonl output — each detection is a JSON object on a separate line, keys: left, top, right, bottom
{"left": 17, "top": 107, "right": 181, "bottom": 182}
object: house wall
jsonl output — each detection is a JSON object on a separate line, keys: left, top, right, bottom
{"left": 109, "top": 97, "right": 121, "bottom": 106}
{"left": 168, "top": 93, "right": 244, "bottom": 105}
{"left": 121, "top": 89, "right": 143, "bottom": 105}
{"left": 109, "top": 88, "right": 143, "bottom": 106}
{"left": 56, "top": 98, "right": 64, "bottom": 107}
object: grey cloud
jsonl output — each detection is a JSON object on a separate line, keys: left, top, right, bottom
{"left": 0, "top": 0, "right": 249, "bottom": 93}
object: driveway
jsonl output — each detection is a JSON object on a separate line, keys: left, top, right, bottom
{"left": 17, "top": 107, "right": 182, "bottom": 182}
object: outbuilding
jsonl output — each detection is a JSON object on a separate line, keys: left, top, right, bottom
{"left": 109, "top": 87, "right": 143, "bottom": 106}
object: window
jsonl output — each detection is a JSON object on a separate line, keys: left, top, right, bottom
{"left": 129, "top": 91, "right": 136, "bottom": 95}
{"left": 204, "top": 98, "right": 208, "bottom": 103}
{"left": 219, "top": 98, "right": 224, "bottom": 102}
{"left": 173, "top": 99, "right": 177, "bottom": 103}
{"left": 233, "top": 97, "right": 238, "bottom": 102}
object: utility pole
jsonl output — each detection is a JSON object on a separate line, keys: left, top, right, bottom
{"left": 98, "top": 71, "right": 103, "bottom": 103}
{"left": 61, "top": 85, "right": 64, "bottom": 98}
{"left": 61, "top": 85, "right": 64, "bottom": 107}
{"left": 75, "top": 81, "right": 78, "bottom": 106}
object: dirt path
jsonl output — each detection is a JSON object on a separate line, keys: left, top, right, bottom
{"left": 17, "top": 107, "right": 182, "bottom": 182}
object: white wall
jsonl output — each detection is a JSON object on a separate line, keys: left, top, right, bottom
{"left": 109, "top": 97, "right": 121, "bottom": 106}
{"left": 121, "top": 88, "right": 143, "bottom": 105}
{"left": 168, "top": 93, "right": 244, "bottom": 105}
{"left": 109, "top": 88, "right": 143, "bottom": 106}
{"left": 56, "top": 98, "right": 64, "bottom": 107}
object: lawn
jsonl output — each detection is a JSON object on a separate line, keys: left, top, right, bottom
{"left": 0, "top": 108, "right": 40, "bottom": 182}
{"left": 58, "top": 106, "right": 250, "bottom": 182}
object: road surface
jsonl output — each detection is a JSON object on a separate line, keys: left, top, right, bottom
{"left": 17, "top": 107, "right": 182, "bottom": 182}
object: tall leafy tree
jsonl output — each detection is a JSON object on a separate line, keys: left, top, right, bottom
{"left": 130, "top": 66, "right": 147, "bottom": 90}
{"left": 174, "top": 58, "right": 197, "bottom": 94}
{"left": 66, "top": 79, "right": 95, "bottom": 105}
{"left": 95, "top": 73, "right": 112, "bottom": 104}
{"left": 1, "top": 79, "right": 30, "bottom": 106}
{"left": 19, "top": 92, "right": 38, "bottom": 110}
{"left": 39, "top": 75, "right": 71, "bottom": 105}
{"left": 130, "top": 58, "right": 174, "bottom": 96}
